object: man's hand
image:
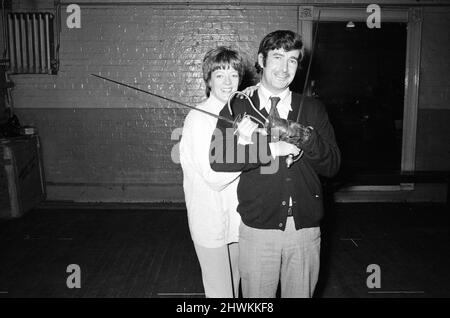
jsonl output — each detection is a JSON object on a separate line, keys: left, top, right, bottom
{"left": 236, "top": 116, "right": 259, "bottom": 145}
{"left": 269, "top": 140, "right": 301, "bottom": 158}
{"left": 267, "top": 117, "right": 313, "bottom": 147}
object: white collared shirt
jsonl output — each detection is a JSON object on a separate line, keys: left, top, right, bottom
{"left": 257, "top": 84, "right": 292, "bottom": 120}
{"left": 258, "top": 84, "right": 294, "bottom": 207}
{"left": 180, "top": 94, "right": 241, "bottom": 248}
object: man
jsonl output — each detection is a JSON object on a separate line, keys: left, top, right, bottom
{"left": 210, "top": 30, "right": 341, "bottom": 298}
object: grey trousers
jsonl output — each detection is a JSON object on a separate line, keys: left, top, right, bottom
{"left": 239, "top": 218, "right": 321, "bottom": 298}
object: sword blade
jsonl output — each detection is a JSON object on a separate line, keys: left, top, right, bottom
{"left": 91, "top": 74, "right": 234, "bottom": 125}
{"left": 297, "top": 9, "right": 321, "bottom": 123}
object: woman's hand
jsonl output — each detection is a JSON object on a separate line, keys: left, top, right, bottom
{"left": 239, "top": 84, "right": 259, "bottom": 98}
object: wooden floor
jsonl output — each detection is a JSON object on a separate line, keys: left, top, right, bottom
{"left": 0, "top": 202, "right": 449, "bottom": 298}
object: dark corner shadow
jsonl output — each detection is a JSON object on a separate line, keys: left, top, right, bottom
{"left": 313, "top": 176, "right": 339, "bottom": 298}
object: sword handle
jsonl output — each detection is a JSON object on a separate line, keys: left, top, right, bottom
{"left": 286, "top": 150, "right": 303, "bottom": 168}
{"left": 233, "top": 113, "right": 268, "bottom": 136}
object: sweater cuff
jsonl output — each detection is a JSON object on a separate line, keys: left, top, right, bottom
{"left": 301, "top": 127, "right": 317, "bottom": 153}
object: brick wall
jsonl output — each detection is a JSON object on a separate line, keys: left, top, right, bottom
{"left": 8, "top": 1, "right": 450, "bottom": 201}
{"left": 12, "top": 3, "right": 297, "bottom": 202}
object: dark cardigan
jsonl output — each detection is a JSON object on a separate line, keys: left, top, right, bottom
{"left": 210, "top": 92, "right": 341, "bottom": 230}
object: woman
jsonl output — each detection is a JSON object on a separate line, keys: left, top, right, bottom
{"left": 179, "top": 46, "right": 247, "bottom": 298}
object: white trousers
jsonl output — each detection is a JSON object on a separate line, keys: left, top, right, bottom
{"left": 194, "top": 242, "right": 240, "bottom": 298}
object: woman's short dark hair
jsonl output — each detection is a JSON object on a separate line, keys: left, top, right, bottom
{"left": 202, "top": 46, "right": 244, "bottom": 97}
{"left": 255, "top": 30, "right": 304, "bottom": 73}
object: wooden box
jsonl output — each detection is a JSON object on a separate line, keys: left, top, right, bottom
{"left": 0, "top": 135, "right": 46, "bottom": 218}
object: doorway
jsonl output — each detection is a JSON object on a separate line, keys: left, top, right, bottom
{"left": 311, "top": 22, "right": 407, "bottom": 174}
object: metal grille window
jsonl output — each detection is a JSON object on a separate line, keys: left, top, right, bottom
{"left": 7, "top": 12, "right": 58, "bottom": 74}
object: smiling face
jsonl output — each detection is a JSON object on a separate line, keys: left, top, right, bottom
{"left": 208, "top": 67, "right": 240, "bottom": 104}
{"left": 258, "top": 48, "right": 300, "bottom": 94}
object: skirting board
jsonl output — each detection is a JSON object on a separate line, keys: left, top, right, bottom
{"left": 334, "top": 183, "right": 447, "bottom": 203}
{"left": 45, "top": 182, "right": 448, "bottom": 204}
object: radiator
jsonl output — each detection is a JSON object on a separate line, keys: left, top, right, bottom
{"left": 7, "top": 12, "right": 55, "bottom": 74}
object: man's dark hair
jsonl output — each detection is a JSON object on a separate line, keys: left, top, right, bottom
{"left": 255, "top": 30, "right": 304, "bottom": 73}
